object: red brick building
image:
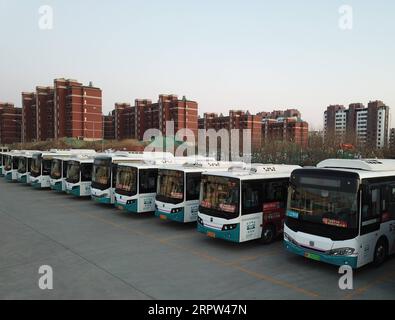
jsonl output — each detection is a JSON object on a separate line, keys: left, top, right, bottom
{"left": 54, "top": 78, "right": 80, "bottom": 139}
{"left": 159, "top": 95, "right": 198, "bottom": 142}
{"left": 0, "top": 103, "right": 22, "bottom": 145}
{"left": 111, "top": 94, "right": 198, "bottom": 142}
{"left": 262, "top": 118, "right": 309, "bottom": 148}
{"left": 21, "top": 78, "right": 103, "bottom": 142}
{"left": 21, "top": 92, "right": 37, "bottom": 143}
{"left": 66, "top": 82, "right": 102, "bottom": 140}
{"left": 200, "top": 111, "right": 262, "bottom": 152}
{"left": 115, "top": 103, "right": 135, "bottom": 140}
{"left": 103, "top": 111, "right": 115, "bottom": 140}
{"left": 36, "top": 86, "right": 55, "bottom": 141}
{"left": 135, "top": 99, "right": 152, "bottom": 141}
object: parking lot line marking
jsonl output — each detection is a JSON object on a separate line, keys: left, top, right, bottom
{"left": 225, "top": 250, "right": 280, "bottom": 266}
{"left": 50, "top": 203, "right": 321, "bottom": 298}
{"left": 344, "top": 269, "right": 395, "bottom": 299}
{"left": 234, "top": 265, "right": 320, "bottom": 298}
{"left": 158, "top": 233, "right": 197, "bottom": 243}
{"left": 147, "top": 240, "right": 321, "bottom": 298}
{"left": 0, "top": 208, "right": 155, "bottom": 300}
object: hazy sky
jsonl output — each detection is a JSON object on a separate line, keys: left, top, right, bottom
{"left": 1, "top": 0, "right": 394, "bottom": 130}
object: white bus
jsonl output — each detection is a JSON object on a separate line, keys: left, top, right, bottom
{"left": 284, "top": 159, "right": 395, "bottom": 269}
{"left": 3, "top": 151, "right": 22, "bottom": 182}
{"left": 49, "top": 150, "right": 96, "bottom": 192}
{"left": 16, "top": 151, "right": 39, "bottom": 184}
{"left": 65, "top": 155, "right": 96, "bottom": 197}
{"left": 30, "top": 150, "right": 87, "bottom": 189}
{"left": 49, "top": 156, "right": 71, "bottom": 192}
{"left": 197, "top": 164, "right": 300, "bottom": 243}
{"left": 114, "top": 157, "right": 188, "bottom": 213}
{"left": 91, "top": 152, "right": 176, "bottom": 205}
{"left": 155, "top": 161, "right": 245, "bottom": 223}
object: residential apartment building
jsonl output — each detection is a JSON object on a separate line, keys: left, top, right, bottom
{"left": 324, "top": 101, "right": 390, "bottom": 149}
{"left": 21, "top": 92, "right": 37, "bottom": 143}
{"left": 389, "top": 128, "right": 395, "bottom": 150}
{"left": 199, "top": 109, "right": 308, "bottom": 150}
{"left": 158, "top": 95, "right": 198, "bottom": 143}
{"left": 258, "top": 109, "right": 301, "bottom": 120}
{"left": 64, "top": 81, "right": 102, "bottom": 141}
{"left": 324, "top": 105, "right": 347, "bottom": 144}
{"left": 21, "top": 78, "right": 103, "bottom": 142}
{"left": 200, "top": 110, "right": 263, "bottom": 151}
{"left": 114, "top": 103, "right": 135, "bottom": 140}
{"left": 111, "top": 94, "right": 198, "bottom": 142}
{"left": 103, "top": 111, "right": 115, "bottom": 140}
{"left": 0, "top": 103, "right": 22, "bottom": 145}
{"left": 262, "top": 117, "right": 309, "bottom": 148}
{"left": 36, "top": 86, "right": 55, "bottom": 141}
{"left": 367, "top": 101, "right": 389, "bottom": 149}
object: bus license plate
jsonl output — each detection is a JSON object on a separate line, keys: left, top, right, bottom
{"left": 305, "top": 252, "right": 320, "bottom": 261}
{"left": 117, "top": 205, "right": 124, "bottom": 211}
{"left": 207, "top": 231, "right": 216, "bottom": 238}
{"left": 160, "top": 214, "right": 167, "bottom": 220}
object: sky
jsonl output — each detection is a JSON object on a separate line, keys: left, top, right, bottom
{"left": 0, "top": 0, "right": 394, "bottom": 130}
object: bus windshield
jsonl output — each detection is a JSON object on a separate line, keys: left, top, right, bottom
{"left": 288, "top": 175, "right": 359, "bottom": 230}
{"left": 92, "top": 160, "right": 111, "bottom": 190}
{"left": 4, "top": 156, "right": 12, "bottom": 171}
{"left": 18, "top": 157, "right": 27, "bottom": 174}
{"left": 115, "top": 166, "right": 137, "bottom": 196}
{"left": 30, "top": 156, "right": 42, "bottom": 177}
{"left": 157, "top": 170, "right": 184, "bottom": 204}
{"left": 51, "top": 159, "right": 62, "bottom": 179}
{"left": 12, "top": 157, "right": 18, "bottom": 170}
{"left": 200, "top": 176, "right": 240, "bottom": 219}
{"left": 67, "top": 162, "right": 80, "bottom": 184}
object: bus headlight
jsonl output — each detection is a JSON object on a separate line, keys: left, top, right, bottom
{"left": 197, "top": 216, "right": 203, "bottom": 225}
{"left": 284, "top": 232, "right": 298, "bottom": 246}
{"left": 171, "top": 208, "right": 183, "bottom": 213}
{"left": 222, "top": 224, "right": 237, "bottom": 231}
{"left": 328, "top": 248, "right": 355, "bottom": 256}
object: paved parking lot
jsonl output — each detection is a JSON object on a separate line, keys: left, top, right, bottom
{"left": 0, "top": 178, "right": 394, "bottom": 300}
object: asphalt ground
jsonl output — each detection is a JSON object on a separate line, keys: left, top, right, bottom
{"left": 0, "top": 178, "right": 394, "bottom": 300}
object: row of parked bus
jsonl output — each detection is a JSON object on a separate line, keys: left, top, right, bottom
{"left": 1, "top": 149, "right": 395, "bottom": 269}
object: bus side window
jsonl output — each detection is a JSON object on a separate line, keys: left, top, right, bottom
{"left": 242, "top": 180, "right": 262, "bottom": 215}
{"left": 81, "top": 164, "right": 92, "bottom": 182}
{"left": 362, "top": 186, "right": 381, "bottom": 221}
{"left": 388, "top": 184, "right": 395, "bottom": 220}
{"left": 186, "top": 173, "right": 202, "bottom": 201}
{"left": 265, "top": 180, "right": 288, "bottom": 209}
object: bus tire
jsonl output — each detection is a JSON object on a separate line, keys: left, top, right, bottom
{"left": 373, "top": 238, "right": 388, "bottom": 267}
{"left": 261, "top": 225, "right": 276, "bottom": 244}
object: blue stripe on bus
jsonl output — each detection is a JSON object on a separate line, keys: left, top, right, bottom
{"left": 197, "top": 223, "right": 240, "bottom": 243}
{"left": 155, "top": 209, "right": 185, "bottom": 223}
{"left": 284, "top": 240, "right": 358, "bottom": 269}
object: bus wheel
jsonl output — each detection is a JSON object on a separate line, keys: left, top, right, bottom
{"left": 373, "top": 239, "right": 388, "bottom": 267}
{"left": 261, "top": 225, "right": 275, "bottom": 244}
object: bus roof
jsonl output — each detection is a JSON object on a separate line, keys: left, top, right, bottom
{"left": 68, "top": 155, "right": 96, "bottom": 163}
{"left": 311, "top": 159, "right": 395, "bottom": 179}
{"left": 116, "top": 158, "right": 187, "bottom": 169}
{"left": 202, "top": 164, "right": 301, "bottom": 180}
{"left": 33, "top": 150, "right": 96, "bottom": 159}
{"left": 94, "top": 151, "right": 173, "bottom": 160}
{"left": 157, "top": 161, "right": 246, "bottom": 173}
